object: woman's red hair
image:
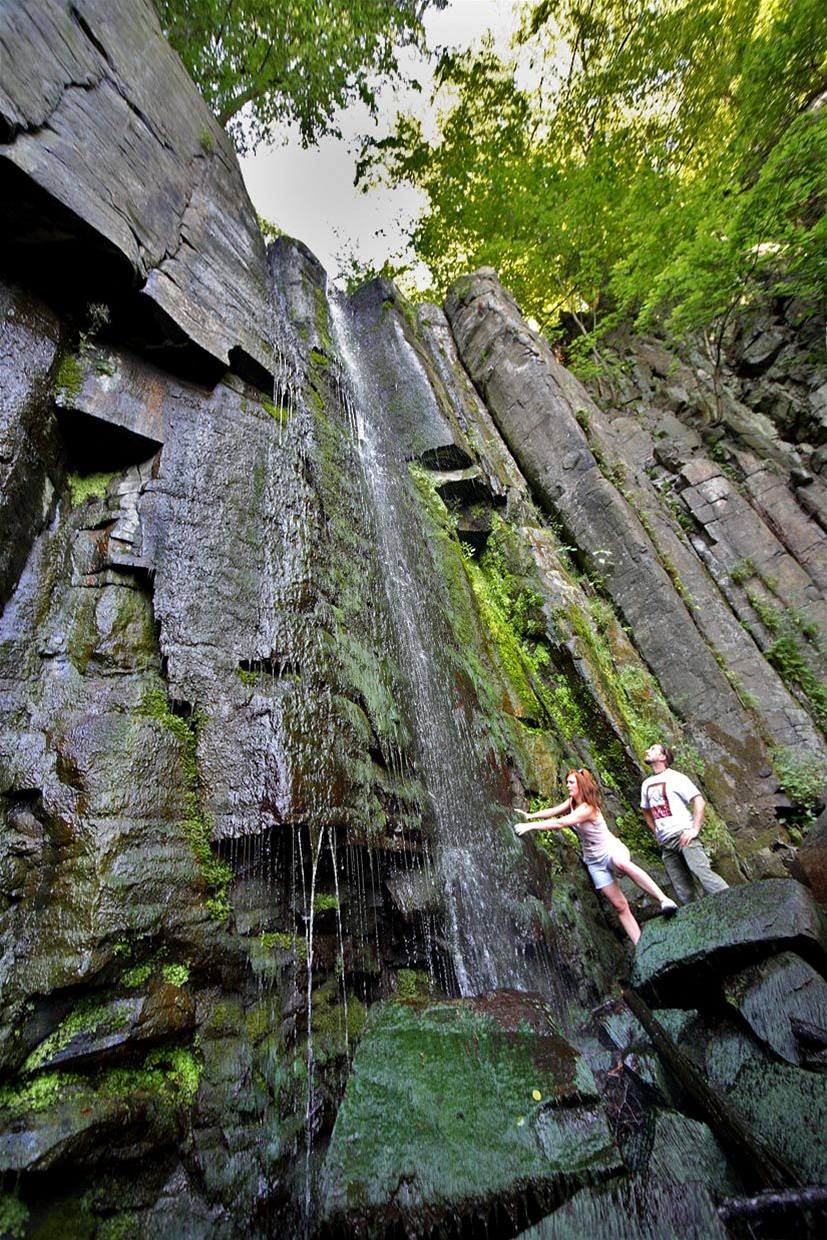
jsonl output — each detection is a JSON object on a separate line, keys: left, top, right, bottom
{"left": 566, "top": 768, "right": 603, "bottom": 810}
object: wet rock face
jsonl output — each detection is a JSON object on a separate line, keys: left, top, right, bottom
{"left": 0, "top": 282, "right": 62, "bottom": 609}
{"left": 445, "top": 271, "right": 783, "bottom": 836}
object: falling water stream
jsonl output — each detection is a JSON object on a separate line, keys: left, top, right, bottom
{"left": 328, "top": 290, "right": 551, "bottom": 997}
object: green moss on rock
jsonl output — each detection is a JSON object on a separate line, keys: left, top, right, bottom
{"left": 0, "top": 1070, "right": 80, "bottom": 1115}
{"left": 161, "top": 962, "right": 190, "bottom": 988}
{"left": 24, "top": 997, "right": 130, "bottom": 1073}
{"left": 54, "top": 351, "right": 84, "bottom": 404}
{"left": 321, "top": 1000, "right": 619, "bottom": 1230}
{"left": 66, "top": 471, "right": 116, "bottom": 506}
{"left": 137, "top": 684, "right": 232, "bottom": 922}
{"left": 0, "top": 1192, "right": 28, "bottom": 1239}
{"left": 632, "top": 878, "right": 827, "bottom": 1001}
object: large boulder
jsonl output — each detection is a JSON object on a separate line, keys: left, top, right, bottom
{"left": 320, "top": 993, "right": 622, "bottom": 1234}
{"left": 631, "top": 879, "right": 827, "bottom": 1003}
{"left": 723, "top": 951, "right": 827, "bottom": 1066}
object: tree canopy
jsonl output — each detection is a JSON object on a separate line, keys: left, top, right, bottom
{"left": 159, "top": 0, "right": 446, "bottom": 153}
{"left": 359, "top": 0, "right": 826, "bottom": 357}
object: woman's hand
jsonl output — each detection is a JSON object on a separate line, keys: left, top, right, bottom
{"left": 513, "top": 808, "right": 530, "bottom": 820}
{"left": 513, "top": 822, "right": 530, "bottom": 837}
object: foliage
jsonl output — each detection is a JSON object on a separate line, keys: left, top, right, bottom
{"left": 259, "top": 931, "right": 309, "bottom": 963}
{"left": 766, "top": 635, "right": 827, "bottom": 730}
{"left": 122, "top": 963, "right": 153, "bottom": 988}
{"left": 771, "top": 746, "right": 827, "bottom": 812}
{"left": 160, "top": 0, "right": 445, "bottom": 153}
{"left": 0, "top": 1193, "right": 28, "bottom": 1239}
{"left": 0, "top": 1070, "right": 80, "bottom": 1115}
{"left": 361, "top": 0, "right": 826, "bottom": 353}
{"left": 257, "top": 212, "right": 282, "bottom": 242}
{"left": 393, "top": 969, "right": 431, "bottom": 1004}
{"left": 162, "top": 962, "right": 191, "bottom": 987}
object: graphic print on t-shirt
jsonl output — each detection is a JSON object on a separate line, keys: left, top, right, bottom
{"left": 646, "top": 781, "right": 672, "bottom": 820}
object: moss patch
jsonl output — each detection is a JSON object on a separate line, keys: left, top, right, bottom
{"left": 311, "top": 980, "right": 367, "bottom": 1063}
{"left": 261, "top": 399, "right": 293, "bottom": 427}
{"left": 161, "top": 962, "right": 190, "bottom": 988}
{"left": 54, "top": 351, "right": 84, "bottom": 404}
{"left": 138, "top": 684, "right": 233, "bottom": 922}
{"left": 0, "top": 1193, "right": 28, "bottom": 1239}
{"left": 259, "top": 930, "right": 309, "bottom": 964}
{"left": 0, "top": 1070, "right": 80, "bottom": 1115}
{"left": 393, "top": 969, "right": 431, "bottom": 1005}
{"left": 321, "top": 1001, "right": 617, "bottom": 1226}
{"left": 24, "top": 997, "right": 130, "bottom": 1073}
{"left": 66, "top": 471, "right": 116, "bottom": 506}
{"left": 121, "top": 963, "right": 153, "bottom": 989}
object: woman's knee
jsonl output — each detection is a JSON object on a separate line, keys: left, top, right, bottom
{"left": 601, "top": 885, "right": 628, "bottom": 913}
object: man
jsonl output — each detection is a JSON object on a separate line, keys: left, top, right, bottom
{"left": 640, "top": 742, "right": 729, "bottom": 904}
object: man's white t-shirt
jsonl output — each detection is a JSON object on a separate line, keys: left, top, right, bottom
{"left": 640, "top": 768, "right": 702, "bottom": 844}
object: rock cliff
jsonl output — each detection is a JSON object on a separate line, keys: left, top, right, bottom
{"left": 0, "top": 3, "right": 825, "bottom": 1236}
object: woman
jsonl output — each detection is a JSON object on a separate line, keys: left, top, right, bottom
{"left": 514, "top": 769, "right": 677, "bottom": 944}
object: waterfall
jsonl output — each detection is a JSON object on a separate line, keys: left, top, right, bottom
{"left": 328, "top": 291, "right": 550, "bottom": 997}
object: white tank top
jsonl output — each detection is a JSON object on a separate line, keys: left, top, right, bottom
{"left": 572, "top": 807, "right": 620, "bottom": 863}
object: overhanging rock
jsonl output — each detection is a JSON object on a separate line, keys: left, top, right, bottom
{"left": 0, "top": 0, "right": 275, "bottom": 389}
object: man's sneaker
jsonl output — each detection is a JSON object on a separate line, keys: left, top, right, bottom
{"left": 660, "top": 898, "right": 678, "bottom": 916}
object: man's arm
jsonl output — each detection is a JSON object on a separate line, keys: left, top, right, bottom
{"left": 679, "top": 795, "right": 705, "bottom": 848}
{"left": 642, "top": 807, "right": 657, "bottom": 837}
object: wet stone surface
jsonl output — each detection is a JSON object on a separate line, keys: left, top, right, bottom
{"left": 631, "top": 879, "right": 827, "bottom": 1004}
{"left": 321, "top": 995, "right": 622, "bottom": 1234}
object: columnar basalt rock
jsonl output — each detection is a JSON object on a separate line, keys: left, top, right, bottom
{"left": 445, "top": 269, "right": 782, "bottom": 837}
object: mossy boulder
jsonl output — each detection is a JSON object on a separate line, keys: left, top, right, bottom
{"left": 725, "top": 1058, "right": 827, "bottom": 1182}
{"left": 723, "top": 950, "right": 827, "bottom": 1066}
{"left": 320, "top": 994, "right": 621, "bottom": 1234}
{"left": 0, "top": 1073, "right": 183, "bottom": 1173}
{"left": 631, "top": 879, "right": 827, "bottom": 1003}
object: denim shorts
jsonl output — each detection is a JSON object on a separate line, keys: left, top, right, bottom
{"left": 584, "top": 841, "right": 630, "bottom": 890}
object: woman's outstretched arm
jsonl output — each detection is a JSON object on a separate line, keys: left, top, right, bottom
{"left": 513, "top": 800, "right": 593, "bottom": 836}
{"left": 515, "top": 798, "right": 570, "bottom": 822}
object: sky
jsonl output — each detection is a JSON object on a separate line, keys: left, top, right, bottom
{"left": 239, "top": 1, "right": 520, "bottom": 286}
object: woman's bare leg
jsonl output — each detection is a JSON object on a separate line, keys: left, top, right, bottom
{"left": 600, "top": 882, "right": 640, "bottom": 944}
{"left": 614, "top": 857, "right": 670, "bottom": 904}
